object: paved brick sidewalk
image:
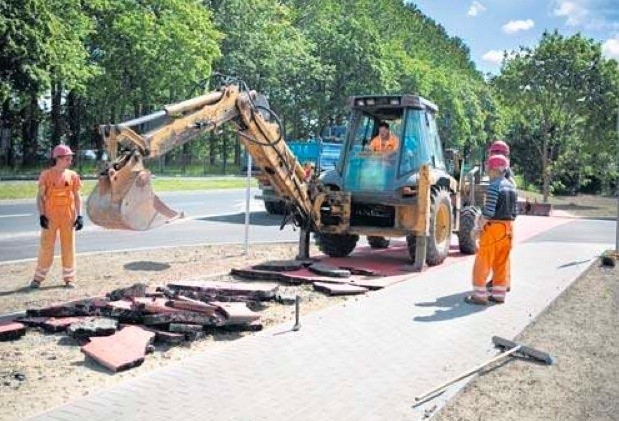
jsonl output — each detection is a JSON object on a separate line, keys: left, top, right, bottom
{"left": 33, "top": 219, "right": 611, "bottom": 420}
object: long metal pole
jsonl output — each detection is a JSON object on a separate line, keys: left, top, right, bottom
{"left": 244, "top": 152, "right": 252, "bottom": 256}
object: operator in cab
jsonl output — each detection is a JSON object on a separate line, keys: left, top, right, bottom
{"left": 369, "top": 121, "right": 399, "bottom": 153}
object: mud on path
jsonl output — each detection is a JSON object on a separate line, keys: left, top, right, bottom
{"left": 0, "top": 243, "right": 355, "bottom": 419}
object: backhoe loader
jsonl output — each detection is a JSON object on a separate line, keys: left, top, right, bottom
{"left": 87, "top": 82, "right": 477, "bottom": 270}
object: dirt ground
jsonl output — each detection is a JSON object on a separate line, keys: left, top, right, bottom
{"left": 519, "top": 192, "right": 617, "bottom": 219}
{"left": 434, "top": 260, "right": 618, "bottom": 421}
{"left": 0, "top": 243, "right": 355, "bottom": 420}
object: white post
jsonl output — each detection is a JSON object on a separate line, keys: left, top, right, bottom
{"left": 244, "top": 152, "right": 252, "bottom": 256}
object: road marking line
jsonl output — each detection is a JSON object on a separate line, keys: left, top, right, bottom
{"left": 0, "top": 213, "right": 32, "bottom": 218}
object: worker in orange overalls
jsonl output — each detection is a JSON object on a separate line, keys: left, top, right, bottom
{"left": 486, "top": 139, "right": 516, "bottom": 292}
{"left": 30, "top": 144, "right": 83, "bottom": 289}
{"left": 303, "top": 162, "right": 315, "bottom": 181}
{"left": 369, "top": 121, "right": 399, "bottom": 153}
{"left": 466, "top": 154, "right": 517, "bottom": 305}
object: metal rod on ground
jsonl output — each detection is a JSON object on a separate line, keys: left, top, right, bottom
{"left": 414, "top": 345, "right": 522, "bottom": 402}
{"left": 292, "top": 295, "right": 301, "bottom": 331}
{"left": 244, "top": 152, "right": 252, "bottom": 256}
{"left": 415, "top": 336, "right": 553, "bottom": 403}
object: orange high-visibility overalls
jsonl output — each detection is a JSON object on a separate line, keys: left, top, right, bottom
{"left": 369, "top": 134, "right": 399, "bottom": 152}
{"left": 472, "top": 221, "right": 513, "bottom": 301}
{"left": 33, "top": 169, "right": 81, "bottom": 284}
{"left": 471, "top": 176, "right": 516, "bottom": 302}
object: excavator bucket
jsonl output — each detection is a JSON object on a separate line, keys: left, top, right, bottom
{"left": 86, "top": 156, "right": 182, "bottom": 231}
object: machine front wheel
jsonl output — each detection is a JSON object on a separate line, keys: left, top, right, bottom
{"left": 315, "top": 232, "right": 359, "bottom": 257}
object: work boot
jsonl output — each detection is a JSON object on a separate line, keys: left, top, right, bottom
{"left": 486, "top": 281, "right": 511, "bottom": 292}
{"left": 29, "top": 280, "right": 41, "bottom": 289}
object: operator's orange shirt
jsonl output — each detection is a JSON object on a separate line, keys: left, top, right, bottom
{"left": 369, "top": 134, "right": 399, "bottom": 152}
{"left": 38, "top": 169, "right": 81, "bottom": 218}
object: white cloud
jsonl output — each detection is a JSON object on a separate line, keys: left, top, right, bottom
{"left": 552, "top": 0, "right": 589, "bottom": 27}
{"left": 482, "top": 50, "right": 505, "bottom": 65}
{"left": 467, "top": 1, "right": 486, "bottom": 17}
{"left": 602, "top": 37, "right": 619, "bottom": 60}
{"left": 551, "top": 0, "right": 619, "bottom": 31}
{"left": 502, "top": 19, "right": 535, "bottom": 34}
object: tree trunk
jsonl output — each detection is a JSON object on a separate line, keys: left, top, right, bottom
{"left": 209, "top": 135, "right": 216, "bottom": 166}
{"left": 221, "top": 135, "right": 228, "bottom": 174}
{"left": 1, "top": 99, "right": 12, "bottom": 167}
{"left": 540, "top": 119, "right": 550, "bottom": 203}
{"left": 234, "top": 137, "right": 241, "bottom": 166}
{"left": 67, "top": 90, "right": 81, "bottom": 154}
{"left": 21, "top": 94, "right": 40, "bottom": 167}
{"left": 50, "top": 80, "right": 63, "bottom": 146}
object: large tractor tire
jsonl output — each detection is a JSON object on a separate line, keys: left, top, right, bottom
{"left": 367, "top": 236, "right": 390, "bottom": 249}
{"left": 458, "top": 206, "right": 481, "bottom": 254}
{"left": 315, "top": 232, "right": 359, "bottom": 257}
{"left": 264, "top": 200, "right": 285, "bottom": 215}
{"left": 406, "top": 189, "right": 453, "bottom": 266}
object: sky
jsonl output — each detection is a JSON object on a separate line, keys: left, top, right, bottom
{"left": 410, "top": 0, "right": 619, "bottom": 74}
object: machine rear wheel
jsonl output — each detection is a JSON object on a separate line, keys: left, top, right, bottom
{"left": 458, "top": 206, "right": 480, "bottom": 254}
{"left": 315, "top": 233, "right": 359, "bottom": 257}
{"left": 367, "top": 236, "right": 390, "bottom": 249}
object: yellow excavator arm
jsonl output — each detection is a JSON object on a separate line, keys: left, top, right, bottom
{"left": 87, "top": 84, "right": 316, "bottom": 231}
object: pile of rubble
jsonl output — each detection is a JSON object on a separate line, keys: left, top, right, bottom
{"left": 0, "top": 280, "right": 279, "bottom": 372}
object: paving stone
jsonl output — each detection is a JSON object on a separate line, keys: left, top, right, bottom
{"left": 81, "top": 326, "right": 155, "bottom": 372}
{"left": 168, "top": 323, "right": 203, "bottom": 333}
{"left": 211, "top": 302, "right": 261, "bottom": 325}
{"left": 106, "top": 283, "right": 147, "bottom": 301}
{"left": 132, "top": 297, "right": 183, "bottom": 314}
{"left": 152, "top": 330, "right": 185, "bottom": 345}
{"left": 167, "top": 280, "right": 279, "bottom": 300}
{"left": 42, "top": 317, "right": 88, "bottom": 333}
{"left": 167, "top": 299, "right": 218, "bottom": 315}
{"left": 105, "top": 300, "right": 133, "bottom": 311}
{"left": 0, "top": 322, "right": 27, "bottom": 341}
{"left": 143, "top": 311, "right": 223, "bottom": 327}
{"left": 308, "top": 263, "right": 351, "bottom": 278}
{"left": 252, "top": 260, "right": 306, "bottom": 272}
{"left": 313, "top": 282, "right": 369, "bottom": 296}
{"left": 15, "top": 316, "right": 49, "bottom": 328}
{"left": 67, "top": 318, "right": 118, "bottom": 339}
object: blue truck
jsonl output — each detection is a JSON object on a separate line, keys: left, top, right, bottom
{"left": 256, "top": 127, "right": 345, "bottom": 214}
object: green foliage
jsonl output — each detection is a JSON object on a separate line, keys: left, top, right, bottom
{"left": 494, "top": 31, "right": 619, "bottom": 200}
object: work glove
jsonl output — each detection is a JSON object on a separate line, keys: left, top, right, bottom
{"left": 39, "top": 215, "right": 49, "bottom": 229}
{"left": 74, "top": 215, "right": 84, "bottom": 231}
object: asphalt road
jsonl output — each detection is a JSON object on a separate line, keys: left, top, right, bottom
{"left": 0, "top": 188, "right": 300, "bottom": 262}
{"left": 1, "top": 188, "right": 615, "bottom": 263}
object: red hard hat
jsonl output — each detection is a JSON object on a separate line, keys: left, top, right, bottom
{"left": 52, "top": 144, "right": 74, "bottom": 158}
{"left": 489, "top": 140, "right": 510, "bottom": 155}
{"left": 487, "top": 154, "right": 509, "bottom": 171}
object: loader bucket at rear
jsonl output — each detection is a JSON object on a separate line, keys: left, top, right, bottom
{"left": 86, "top": 160, "right": 183, "bottom": 231}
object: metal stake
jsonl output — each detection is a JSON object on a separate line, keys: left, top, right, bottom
{"left": 244, "top": 152, "right": 252, "bottom": 256}
{"left": 292, "top": 295, "right": 301, "bottom": 331}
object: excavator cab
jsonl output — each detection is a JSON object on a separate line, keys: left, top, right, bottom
{"left": 317, "top": 95, "right": 468, "bottom": 267}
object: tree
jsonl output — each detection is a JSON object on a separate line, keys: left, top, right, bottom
{"left": 494, "top": 31, "right": 619, "bottom": 201}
